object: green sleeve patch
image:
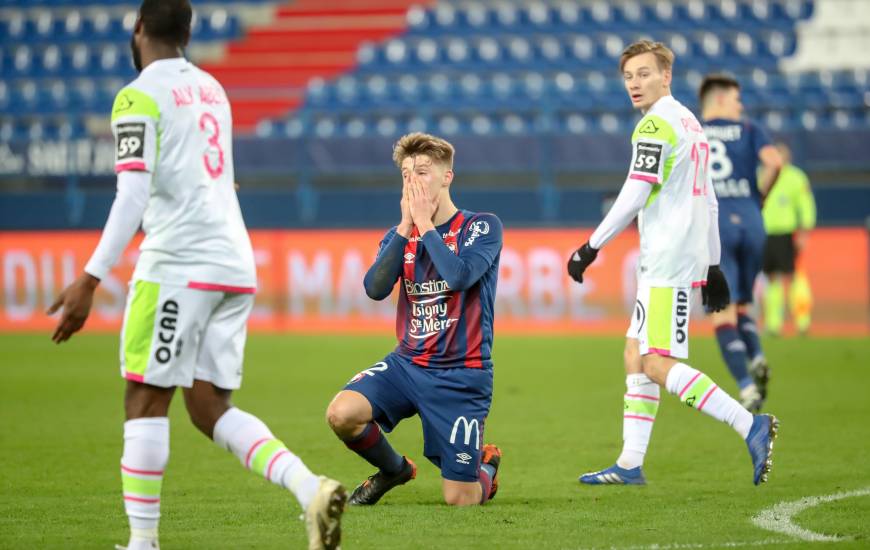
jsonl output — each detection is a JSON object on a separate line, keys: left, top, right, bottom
{"left": 632, "top": 114, "right": 678, "bottom": 147}
{"left": 112, "top": 87, "right": 160, "bottom": 122}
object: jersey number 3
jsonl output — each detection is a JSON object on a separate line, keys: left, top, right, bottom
{"left": 199, "top": 113, "right": 225, "bottom": 180}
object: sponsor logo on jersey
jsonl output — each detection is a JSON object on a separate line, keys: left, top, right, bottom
{"left": 154, "top": 299, "right": 179, "bottom": 364}
{"left": 404, "top": 252, "right": 415, "bottom": 264}
{"left": 632, "top": 141, "right": 663, "bottom": 175}
{"left": 638, "top": 119, "right": 659, "bottom": 134}
{"left": 464, "top": 219, "right": 490, "bottom": 247}
{"left": 674, "top": 290, "right": 689, "bottom": 344}
{"left": 116, "top": 123, "right": 146, "bottom": 161}
{"left": 113, "top": 93, "right": 134, "bottom": 114}
{"left": 404, "top": 279, "right": 450, "bottom": 296}
{"left": 408, "top": 295, "right": 457, "bottom": 339}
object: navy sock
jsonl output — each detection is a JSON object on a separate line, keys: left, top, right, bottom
{"left": 737, "top": 312, "right": 763, "bottom": 362}
{"left": 714, "top": 324, "right": 753, "bottom": 389}
{"left": 344, "top": 422, "right": 404, "bottom": 475}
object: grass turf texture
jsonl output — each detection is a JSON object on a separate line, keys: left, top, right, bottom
{"left": 1, "top": 333, "right": 868, "bottom": 549}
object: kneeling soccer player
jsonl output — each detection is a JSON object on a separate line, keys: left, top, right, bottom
{"left": 326, "top": 132, "right": 503, "bottom": 506}
{"left": 567, "top": 40, "right": 778, "bottom": 486}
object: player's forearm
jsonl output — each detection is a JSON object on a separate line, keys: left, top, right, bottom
{"left": 84, "top": 170, "right": 150, "bottom": 281}
{"left": 363, "top": 233, "right": 407, "bottom": 300}
{"left": 589, "top": 179, "right": 651, "bottom": 249}
{"left": 421, "top": 231, "right": 489, "bottom": 291}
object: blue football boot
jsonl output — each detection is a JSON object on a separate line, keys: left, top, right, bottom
{"left": 579, "top": 464, "right": 646, "bottom": 485}
{"left": 746, "top": 413, "right": 779, "bottom": 485}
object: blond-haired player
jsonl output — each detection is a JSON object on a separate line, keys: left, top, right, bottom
{"left": 567, "top": 40, "right": 778, "bottom": 486}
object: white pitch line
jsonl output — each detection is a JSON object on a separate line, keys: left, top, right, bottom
{"left": 751, "top": 487, "right": 870, "bottom": 542}
{"left": 584, "top": 538, "right": 797, "bottom": 550}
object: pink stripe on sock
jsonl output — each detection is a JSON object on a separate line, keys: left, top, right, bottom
{"left": 124, "top": 495, "right": 160, "bottom": 504}
{"left": 625, "top": 393, "right": 660, "bottom": 402}
{"left": 245, "top": 438, "right": 271, "bottom": 469}
{"left": 125, "top": 372, "right": 145, "bottom": 382}
{"left": 624, "top": 414, "right": 655, "bottom": 422}
{"left": 265, "top": 450, "right": 289, "bottom": 480}
{"left": 648, "top": 347, "right": 671, "bottom": 357}
{"left": 679, "top": 372, "right": 702, "bottom": 398}
{"left": 697, "top": 385, "right": 719, "bottom": 411}
{"left": 121, "top": 464, "right": 163, "bottom": 476}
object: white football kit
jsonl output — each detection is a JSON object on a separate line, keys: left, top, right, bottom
{"left": 590, "top": 95, "right": 719, "bottom": 358}
{"left": 87, "top": 58, "right": 256, "bottom": 388}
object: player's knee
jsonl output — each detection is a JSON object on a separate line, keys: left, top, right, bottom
{"left": 442, "top": 486, "right": 479, "bottom": 507}
{"left": 325, "top": 394, "right": 366, "bottom": 436}
{"left": 185, "top": 400, "right": 225, "bottom": 438}
{"left": 640, "top": 354, "right": 672, "bottom": 386}
{"left": 623, "top": 342, "right": 641, "bottom": 373}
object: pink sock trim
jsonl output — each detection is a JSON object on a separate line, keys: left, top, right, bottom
{"left": 245, "top": 438, "right": 271, "bottom": 469}
{"left": 697, "top": 385, "right": 719, "bottom": 411}
{"left": 679, "top": 372, "right": 702, "bottom": 398}
{"left": 124, "top": 495, "right": 160, "bottom": 504}
{"left": 625, "top": 393, "right": 659, "bottom": 401}
{"left": 623, "top": 414, "right": 655, "bottom": 422}
{"left": 121, "top": 464, "right": 163, "bottom": 476}
{"left": 265, "top": 450, "right": 289, "bottom": 480}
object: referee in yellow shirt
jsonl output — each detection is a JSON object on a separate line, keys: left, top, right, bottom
{"left": 762, "top": 142, "right": 816, "bottom": 335}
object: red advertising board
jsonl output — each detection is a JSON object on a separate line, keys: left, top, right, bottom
{"left": 1, "top": 228, "right": 866, "bottom": 335}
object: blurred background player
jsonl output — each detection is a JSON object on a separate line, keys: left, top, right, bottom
{"left": 326, "top": 132, "right": 503, "bottom": 507}
{"left": 699, "top": 74, "right": 783, "bottom": 410}
{"left": 568, "top": 40, "right": 778, "bottom": 487}
{"left": 46, "top": 2, "right": 345, "bottom": 548}
{"left": 763, "top": 142, "right": 817, "bottom": 336}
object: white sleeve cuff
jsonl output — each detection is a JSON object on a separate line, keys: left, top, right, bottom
{"left": 84, "top": 170, "right": 150, "bottom": 280}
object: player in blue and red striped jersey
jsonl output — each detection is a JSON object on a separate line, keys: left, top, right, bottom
{"left": 326, "top": 132, "right": 503, "bottom": 507}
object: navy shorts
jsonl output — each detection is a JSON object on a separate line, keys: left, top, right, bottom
{"left": 343, "top": 352, "right": 493, "bottom": 482}
{"left": 718, "top": 208, "right": 766, "bottom": 305}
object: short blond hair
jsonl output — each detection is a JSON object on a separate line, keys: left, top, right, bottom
{"left": 392, "top": 132, "right": 455, "bottom": 169}
{"left": 619, "top": 40, "right": 675, "bottom": 73}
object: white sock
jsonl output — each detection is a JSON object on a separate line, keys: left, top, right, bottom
{"left": 617, "top": 373, "right": 660, "bottom": 469}
{"left": 213, "top": 407, "right": 320, "bottom": 510}
{"left": 122, "top": 417, "right": 169, "bottom": 546}
{"left": 665, "top": 363, "right": 754, "bottom": 439}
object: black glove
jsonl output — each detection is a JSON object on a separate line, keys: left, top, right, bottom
{"left": 702, "top": 265, "right": 731, "bottom": 312}
{"left": 567, "top": 242, "right": 599, "bottom": 283}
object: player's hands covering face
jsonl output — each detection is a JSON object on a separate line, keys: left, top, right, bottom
{"left": 47, "top": 272, "right": 99, "bottom": 343}
{"left": 408, "top": 176, "right": 437, "bottom": 229}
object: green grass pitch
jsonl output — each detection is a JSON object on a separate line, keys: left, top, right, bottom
{"left": 1, "top": 332, "right": 869, "bottom": 549}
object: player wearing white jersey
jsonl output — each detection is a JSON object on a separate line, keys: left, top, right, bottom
{"left": 566, "top": 41, "right": 778, "bottom": 487}
{"left": 47, "top": 2, "right": 344, "bottom": 549}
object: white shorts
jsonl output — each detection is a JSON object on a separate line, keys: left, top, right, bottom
{"left": 626, "top": 284, "right": 695, "bottom": 359}
{"left": 119, "top": 280, "right": 254, "bottom": 389}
